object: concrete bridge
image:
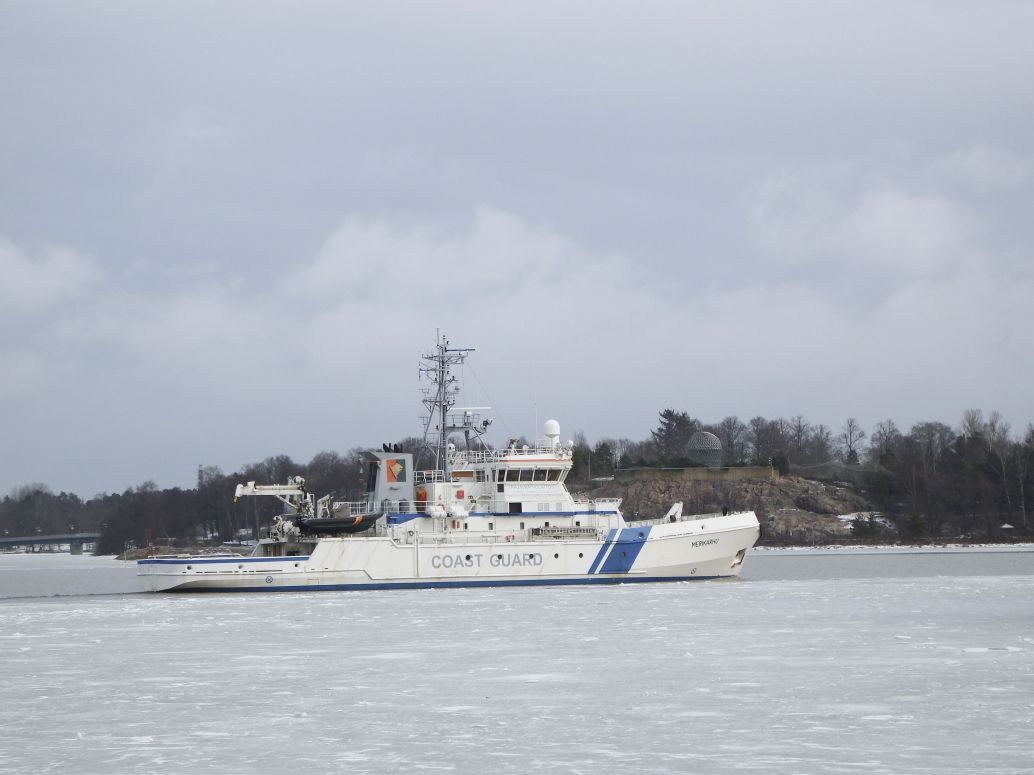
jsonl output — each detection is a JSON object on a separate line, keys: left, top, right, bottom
{"left": 0, "top": 533, "right": 101, "bottom": 555}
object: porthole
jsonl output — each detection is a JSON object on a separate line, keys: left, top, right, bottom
{"left": 465, "top": 555, "right": 472, "bottom": 561}
{"left": 238, "top": 564, "right": 243, "bottom": 569}
{"left": 578, "top": 553, "right": 583, "bottom": 558}
{"left": 554, "top": 553, "right": 559, "bottom": 559}
{"left": 187, "top": 565, "right": 192, "bottom": 570}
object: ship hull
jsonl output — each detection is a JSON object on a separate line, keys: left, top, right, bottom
{"left": 138, "top": 513, "right": 760, "bottom": 593}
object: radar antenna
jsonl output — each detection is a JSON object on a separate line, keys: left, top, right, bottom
{"left": 419, "top": 332, "right": 492, "bottom": 471}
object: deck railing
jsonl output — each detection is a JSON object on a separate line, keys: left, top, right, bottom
{"left": 322, "top": 499, "right": 420, "bottom": 518}
{"left": 415, "top": 470, "right": 446, "bottom": 484}
{"left": 449, "top": 444, "right": 570, "bottom": 466}
{"left": 570, "top": 498, "right": 622, "bottom": 511}
{"left": 304, "top": 496, "right": 625, "bottom": 522}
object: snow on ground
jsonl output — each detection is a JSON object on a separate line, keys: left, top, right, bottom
{"left": 0, "top": 551, "right": 1031, "bottom": 774}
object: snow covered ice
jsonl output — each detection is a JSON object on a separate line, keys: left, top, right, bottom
{"left": 1, "top": 550, "right": 1031, "bottom": 774}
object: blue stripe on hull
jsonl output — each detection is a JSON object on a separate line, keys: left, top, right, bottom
{"left": 598, "top": 527, "right": 651, "bottom": 574}
{"left": 166, "top": 574, "right": 724, "bottom": 593}
{"left": 586, "top": 529, "right": 617, "bottom": 574}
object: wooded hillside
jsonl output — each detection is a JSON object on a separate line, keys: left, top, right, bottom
{"left": 3, "top": 408, "right": 1030, "bottom": 552}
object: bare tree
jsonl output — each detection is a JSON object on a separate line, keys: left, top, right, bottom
{"left": 807, "top": 424, "right": 835, "bottom": 463}
{"left": 616, "top": 438, "right": 657, "bottom": 466}
{"left": 717, "top": 416, "right": 747, "bottom": 464}
{"left": 598, "top": 437, "right": 637, "bottom": 468}
{"left": 788, "top": 415, "right": 811, "bottom": 460}
{"left": 1015, "top": 424, "right": 1034, "bottom": 531}
{"left": 746, "top": 416, "right": 773, "bottom": 463}
{"left": 911, "top": 421, "right": 955, "bottom": 461}
{"left": 907, "top": 421, "right": 956, "bottom": 534}
{"left": 984, "top": 410, "right": 1013, "bottom": 512}
{"left": 867, "top": 419, "right": 902, "bottom": 465}
{"left": 837, "top": 418, "right": 867, "bottom": 464}
{"left": 960, "top": 408, "right": 984, "bottom": 439}
{"left": 745, "top": 416, "right": 791, "bottom": 465}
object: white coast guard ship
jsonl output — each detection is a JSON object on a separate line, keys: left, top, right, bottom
{"left": 139, "top": 336, "right": 760, "bottom": 592}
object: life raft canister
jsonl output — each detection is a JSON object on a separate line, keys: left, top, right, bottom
{"left": 455, "top": 489, "right": 464, "bottom": 499}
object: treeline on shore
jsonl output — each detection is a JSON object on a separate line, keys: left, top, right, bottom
{"left": 2, "top": 408, "right": 1031, "bottom": 553}
{"left": 578, "top": 408, "right": 1032, "bottom": 540}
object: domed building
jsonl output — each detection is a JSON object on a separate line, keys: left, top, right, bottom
{"left": 687, "top": 431, "right": 723, "bottom": 468}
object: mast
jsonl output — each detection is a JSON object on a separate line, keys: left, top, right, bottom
{"left": 419, "top": 333, "right": 491, "bottom": 471}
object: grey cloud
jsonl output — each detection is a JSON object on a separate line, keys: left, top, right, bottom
{"left": 0, "top": 240, "right": 98, "bottom": 311}
{"left": 1, "top": 2, "right": 1032, "bottom": 494}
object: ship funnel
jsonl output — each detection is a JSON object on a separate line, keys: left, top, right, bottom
{"left": 543, "top": 419, "right": 561, "bottom": 449}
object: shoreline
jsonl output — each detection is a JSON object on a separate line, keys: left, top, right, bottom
{"left": 754, "top": 541, "right": 1034, "bottom": 553}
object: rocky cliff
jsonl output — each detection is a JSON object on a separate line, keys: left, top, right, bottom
{"left": 583, "top": 473, "right": 879, "bottom": 544}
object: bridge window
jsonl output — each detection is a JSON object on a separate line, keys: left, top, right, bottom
{"left": 517, "top": 468, "right": 543, "bottom": 481}
{"left": 546, "top": 470, "right": 560, "bottom": 481}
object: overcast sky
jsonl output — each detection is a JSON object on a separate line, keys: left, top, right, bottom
{"left": 2, "top": 1, "right": 1032, "bottom": 497}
